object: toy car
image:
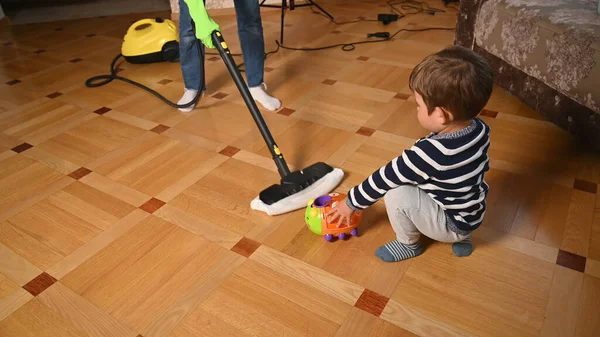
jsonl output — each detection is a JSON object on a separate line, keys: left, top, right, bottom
{"left": 305, "top": 192, "right": 363, "bottom": 241}
{"left": 121, "top": 17, "right": 179, "bottom": 64}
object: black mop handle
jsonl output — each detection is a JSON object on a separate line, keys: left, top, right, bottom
{"left": 210, "top": 30, "right": 291, "bottom": 178}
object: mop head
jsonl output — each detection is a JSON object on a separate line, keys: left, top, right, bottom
{"left": 251, "top": 166, "right": 344, "bottom": 216}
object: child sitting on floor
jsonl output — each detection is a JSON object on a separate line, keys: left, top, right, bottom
{"left": 327, "top": 45, "right": 493, "bottom": 262}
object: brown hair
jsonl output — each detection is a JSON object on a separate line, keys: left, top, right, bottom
{"left": 408, "top": 45, "right": 493, "bottom": 121}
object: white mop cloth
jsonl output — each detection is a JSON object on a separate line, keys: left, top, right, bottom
{"left": 250, "top": 168, "right": 344, "bottom": 216}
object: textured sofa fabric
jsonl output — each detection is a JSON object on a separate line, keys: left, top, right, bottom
{"left": 455, "top": 0, "right": 600, "bottom": 150}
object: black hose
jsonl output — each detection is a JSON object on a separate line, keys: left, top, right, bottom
{"left": 85, "top": 39, "right": 205, "bottom": 109}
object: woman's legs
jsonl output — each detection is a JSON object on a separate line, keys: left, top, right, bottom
{"left": 178, "top": 0, "right": 206, "bottom": 112}
{"left": 233, "top": 0, "right": 281, "bottom": 111}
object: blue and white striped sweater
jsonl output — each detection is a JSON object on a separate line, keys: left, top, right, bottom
{"left": 346, "top": 118, "right": 491, "bottom": 235}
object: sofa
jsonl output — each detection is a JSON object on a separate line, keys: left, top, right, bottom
{"left": 455, "top": 0, "right": 600, "bottom": 151}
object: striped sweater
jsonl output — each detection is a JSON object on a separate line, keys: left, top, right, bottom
{"left": 346, "top": 118, "right": 491, "bottom": 235}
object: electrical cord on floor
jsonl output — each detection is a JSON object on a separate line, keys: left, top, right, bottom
{"left": 308, "top": 0, "right": 446, "bottom": 25}
{"left": 387, "top": 0, "right": 446, "bottom": 18}
{"left": 85, "top": 34, "right": 206, "bottom": 108}
{"left": 85, "top": 1, "right": 452, "bottom": 106}
{"left": 274, "top": 26, "right": 454, "bottom": 52}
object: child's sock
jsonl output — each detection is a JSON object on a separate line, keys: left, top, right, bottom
{"left": 249, "top": 84, "right": 281, "bottom": 111}
{"left": 178, "top": 88, "right": 203, "bottom": 113}
{"left": 375, "top": 240, "right": 424, "bottom": 262}
{"left": 452, "top": 236, "right": 473, "bottom": 257}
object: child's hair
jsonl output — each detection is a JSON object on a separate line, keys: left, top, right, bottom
{"left": 409, "top": 45, "right": 493, "bottom": 121}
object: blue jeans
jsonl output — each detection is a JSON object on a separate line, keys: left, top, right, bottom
{"left": 178, "top": 0, "right": 265, "bottom": 90}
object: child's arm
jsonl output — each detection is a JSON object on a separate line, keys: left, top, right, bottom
{"left": 346, "top": 142, "right": 434, "bottom": 210}
{"left": 327, "top": 142, "right": 435, "bottom": 226}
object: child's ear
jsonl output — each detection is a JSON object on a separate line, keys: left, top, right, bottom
{"left": 433, "top": 107, "right": 453, "bottom": 124}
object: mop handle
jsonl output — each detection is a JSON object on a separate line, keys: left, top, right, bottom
{"left": 211, "top": 30, "right": 292, "bottom": 178}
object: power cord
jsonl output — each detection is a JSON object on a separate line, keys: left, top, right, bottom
{"left": 275, "top": 26, "right": 454, "bottom": 52}
{"left": 309, "top": 0, "right": 446, "bottom": 26}
{"left": 85, "top": 0, "right": 453, "bottom": 106}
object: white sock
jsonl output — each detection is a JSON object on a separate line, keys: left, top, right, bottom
{"left": 249, "top": 84, "right": 281, "bottom": 111}
{"left": 178, "top": 88, "right": 201, "bottom": 113}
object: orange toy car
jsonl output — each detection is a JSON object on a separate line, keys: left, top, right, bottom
{"left": 305, "top": 192, "right": 363, "bottom": 241}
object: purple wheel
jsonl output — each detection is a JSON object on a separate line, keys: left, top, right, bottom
{"left": 338, "top": 233, "right": 347, "bottom": 240}
{"left": 350, "top": 228, "right": 358, "bottom": 236}
{"left": 324, "top": 234, "right": 334, "bottom": 242}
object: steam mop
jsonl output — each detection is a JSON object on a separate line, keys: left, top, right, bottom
{"left": 180, "top": 0, "right": 344, "bottom": 215}
{"left": 210, "top": 31, "right": 343, "bottom": 215}
{"left": 206, "top": 22, "right": 344, "bottom": 216}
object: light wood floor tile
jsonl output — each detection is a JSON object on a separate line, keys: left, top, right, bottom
{"left": 92, "top": 134, "right": 218, "bottom": 197}
{"left": 473, "top": 225, "right": 559, "bottom": 263}
{"left": 0, "top": 155, "right": 73, "bottom": 223}
{"left": 590, "top": 211, "right": 600, "bottom": 261}
{"left": 0, "top": 299, "right": 88, "bottom": 337}
{"left": 154, "top": 204, "right": 242, "bottom": 250}
{"left": 334, "top": 307, "right": 379, "bottom": 337}
{"left": 168, "top": 307, "right": 254, "bottom": 337}
{"left": 161, "top": 127, "right": 226, "bottom": 153}
{"left": 574, "top": 275, "right": 600, "bottom": 337}
{"left": 0, "top": 243, "right": 42, "bottom": 287}
{"left": 250, "top": 245, "right": 365, "bottom": 305}
{"left": 174, "top": 99, "right": 287, "bottom": 146}
{"left": 24, "top": 61, "right": 105, "bottom": 94}
{"left": 0, "top": 132, "right": 25, "bottom": 152}
{"left": 60, "top": 215, "right": 177, "bottom": 295}
{"left": 381, "top": 299, "right": 475, "bottom": 337}
{"left": 585, "top": 258, "right": 600, "bottom": 279}
{"left": 391, "top": 242, "right": 554, "bottom": 337}
{"left": 1, "top": 100, "right": 94, "bottom": 145}
{"left": 0, "top": 149, "right": 16, "bottom": 163}
{"left": 540, "top": 265, "right": 584, "bottom": 337}
{"left": 536, "top": 183, "right": 574, "bottom": 248}
{"left": 0, "top": 273, "right": 34, "bottom": 321}
{"left": 197, "top": 269, "right": 341, "bottom": 337}
{"left": 236, "top": 259, "right": 354, "bottom": 324}
{"left": 109, "top": 89, "right": 189, "bottom": 127}
{"left": 155, "top": 152, "right": 229, "bottom": 202}
{"left": 334, "top": 61, "right": 413, "bottom": 94}
{"left": 47, "top": 209, "right": 149, "bottom": 280}
{"left": 103, "top": 109, "right": 159, "bottom": 131}
{"left": 2, "top": 180, "right": 136, "bottom": 272}
{"left": 37, "top": 115, "right": 146, "bottom": 166}
{"left": 37, "top": 282, "right": 138, "bottom": 337}
{"left": 142, "top": 247, "right": 245, "bottom": 337}
{"left": 561, "top": 190, "right": 596, "bottom": 257}
{"left": 80, "top": 172, "right": 151, "bottom": 207}
{"left": 3, "top": 201, "right": 100, "bottom": 270}
{"left": 21, "top": 146, "right": 80, "bottom": 174}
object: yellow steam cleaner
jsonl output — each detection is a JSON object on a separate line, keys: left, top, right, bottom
{"left": 121, "top": 17, "right": 180, "bottom": 64}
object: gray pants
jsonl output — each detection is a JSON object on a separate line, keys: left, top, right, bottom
{"left": 383, "top": 185, "right": 469, "bottom": 245}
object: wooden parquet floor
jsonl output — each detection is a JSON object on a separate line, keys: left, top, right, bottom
{"left": 1, "top": 1, "right": 600, "bottom": 336}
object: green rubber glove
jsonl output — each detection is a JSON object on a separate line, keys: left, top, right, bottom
{"left": 183, "top": 0, "right": 220, "bottom": 49}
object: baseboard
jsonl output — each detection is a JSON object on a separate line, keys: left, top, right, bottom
{"left": 0, "top": 15, "right": 11, "bottom": 27}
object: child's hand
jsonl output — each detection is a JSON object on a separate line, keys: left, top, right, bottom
{"left": 326, "top": 198, "right": 354, "bottom": 227}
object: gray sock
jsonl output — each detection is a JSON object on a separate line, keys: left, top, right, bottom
{"left": 452, "top": 236, "right": 473, "bottom": 257}
{"left": 375, "top": 240, "right": 423, "bottom": 262}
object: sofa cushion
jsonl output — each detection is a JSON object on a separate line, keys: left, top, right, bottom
{"left": 473, "top": 0, "right": 600, "bottom": 115}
